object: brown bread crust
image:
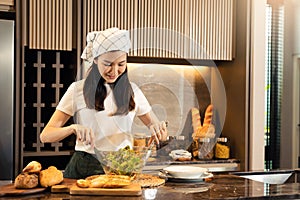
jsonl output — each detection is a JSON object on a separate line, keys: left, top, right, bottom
{"left": 14, "top": 173, "right": 39, "bottom": 189}
{"left": 39, "top": 166, "right": 63, "bottom": 187}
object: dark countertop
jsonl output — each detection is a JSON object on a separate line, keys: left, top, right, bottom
{"left": 2, "top": 173, "right": 300, "bottom": 199}
{"left": 146, "top": 156, "right": 241, "bottom": 165}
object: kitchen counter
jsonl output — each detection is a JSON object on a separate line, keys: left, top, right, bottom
{"left": 145, "top": 157, "right": 240, "bottom": 173}
{"left": 2, "top": 173, "right": 300, "bottom": 199}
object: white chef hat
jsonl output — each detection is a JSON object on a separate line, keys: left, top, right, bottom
{"left": 81, "top": 27, "right": 131, "bottom": 64}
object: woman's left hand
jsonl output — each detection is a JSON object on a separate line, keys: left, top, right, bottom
{"left": 148, "top": 121, "right": 168, "bottom": 146}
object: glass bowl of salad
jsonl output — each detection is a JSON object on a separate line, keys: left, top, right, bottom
{"left": 94, "top": 145, "right": 151, "bottom": 178}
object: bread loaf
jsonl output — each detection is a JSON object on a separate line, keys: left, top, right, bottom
{"left": 14, "top": 173, "right": 39, "bottom": 189}
{"left": 39, "top": 166, "right": 63, "bottom": 187}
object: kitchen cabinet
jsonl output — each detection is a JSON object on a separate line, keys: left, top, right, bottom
{"left": 0, "top": 0, "right": 14, "bottom": 11}
{"left": 23, "top": 0, "right": 235, "bottom": 60}
{"left": 84, "top": 0, "right": 236, "bottom": 60}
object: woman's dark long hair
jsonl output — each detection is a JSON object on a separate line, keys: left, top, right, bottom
{"left": 83, "top": 62, "right": 135, "bottom": 115}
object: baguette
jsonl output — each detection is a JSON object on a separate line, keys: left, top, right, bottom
{"left": 203, "top": 104, "right": 213, "bottom": 126}
{"left": 89, "top": 175, "right": 131, "bottom": 188}
{"left": 191, "top": 107, "right": 201, "bottom": 139}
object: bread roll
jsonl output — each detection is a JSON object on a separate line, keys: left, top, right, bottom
{"left": 39, "top": 166, "right": 63, "bottom": 187}
{"left": 14, "top": 173, "right": 39, "bottom": 189}
{"left": 22, "top": 161, "right": 42, "bottom": 173}
{"left": 76, "top": 179, "right": 90, "bottom": 188}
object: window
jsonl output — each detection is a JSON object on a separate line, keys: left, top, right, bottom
{"left": 264, "top": 1, "right": 284, "bottom": 170}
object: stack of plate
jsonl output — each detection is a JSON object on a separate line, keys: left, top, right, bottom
{"left": 159, "top": 165, "right": 213, "bottom": 183}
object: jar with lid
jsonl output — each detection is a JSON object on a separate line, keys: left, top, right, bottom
{"left": 198, "top": 137, "right": 215, "bottom": 160}
{"left": 215, "top": 137, "right": 230, "bottom": 159}
{"left": 133, "top": 133, "right": 147, "bottom": 147}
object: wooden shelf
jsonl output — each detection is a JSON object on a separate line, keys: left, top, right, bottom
{"left": 23, "top": 151, "right": 73, "bottom": 157}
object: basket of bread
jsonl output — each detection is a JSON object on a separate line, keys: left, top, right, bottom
{"left": 14, "top": 161, "right": 63, "bottom": 189}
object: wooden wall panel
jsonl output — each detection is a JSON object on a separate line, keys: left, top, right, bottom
{"left": 82, "top": 0, "right": 235, "bottom": 60}
{"left": 28, "top": 0, "right": 73, "bottom": 50}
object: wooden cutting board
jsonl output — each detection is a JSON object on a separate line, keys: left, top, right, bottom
{"left": 51, "top": 178, "right": 75, "bottom": 193}
{"left": 69, "top": 183, "right": 142, "bottom": 196}
{"left": 0, "top": 184, "right": 46, "bottom": 197}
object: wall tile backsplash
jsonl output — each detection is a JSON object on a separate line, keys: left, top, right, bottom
{"left": 128, "top": 63, "right": 211, "bottom": 138}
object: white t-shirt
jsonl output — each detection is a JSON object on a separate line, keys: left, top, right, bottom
{"left": 56, "top": 79, "right": 151, "bottom": 153}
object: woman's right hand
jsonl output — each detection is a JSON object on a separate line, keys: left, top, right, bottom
{"left": 147, "top": 121, "right": 168, "bottom": 147}
{"left": 70, "top": 124, "right": 95, "bottom": 148}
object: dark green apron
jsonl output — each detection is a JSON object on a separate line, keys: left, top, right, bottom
{"left": 63, "top": 151, "right": 104, "bottom": 179}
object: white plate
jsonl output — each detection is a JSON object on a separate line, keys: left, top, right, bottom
{"left": 163, "top": 165, "right": 208, "bottom": 179}
{"left": 158, "top": 171, "right": 213, "bottom": 183}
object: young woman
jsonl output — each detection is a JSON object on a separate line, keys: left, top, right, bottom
{"left": 40, "top": 28, "right": 167, "bottom": 179}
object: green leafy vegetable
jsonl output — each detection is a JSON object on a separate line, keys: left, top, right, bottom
{"left": 102, "top": 145, "right": 145, "bottom": 176}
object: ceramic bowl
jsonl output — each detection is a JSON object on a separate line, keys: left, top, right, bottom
{"left": 163, "top": 165, "right": 208, "bottom": 178}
